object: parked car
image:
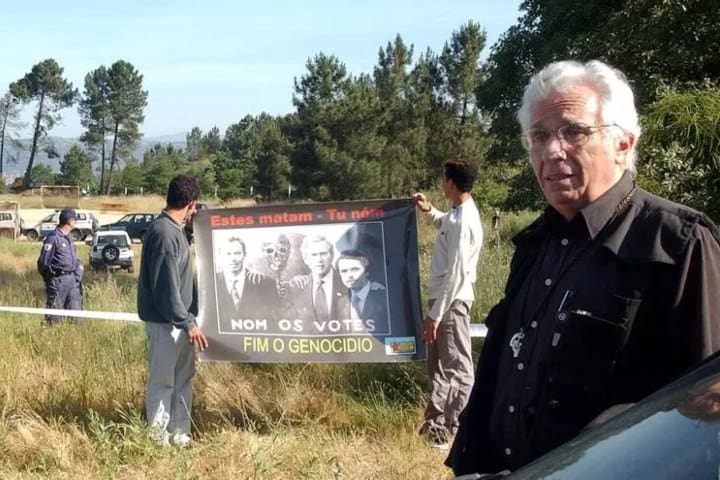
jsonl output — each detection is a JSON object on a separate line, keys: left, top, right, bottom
{"left": 504, "top": 352, "right": 720, "bottom": 480}
{"left": 0, "top": 202, "right": 22, "bottom": 240}
{"left": 87, "top": 230, "right": 134, "bottom": 273}
{"left": 23, "top": 209, "right": 99, "bottom": 241}
{"left": 100, "top": 212, "right": 158, "bottom": 241}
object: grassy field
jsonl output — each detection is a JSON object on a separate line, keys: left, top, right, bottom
{"left": 0, "top": 207, "right": 536, "bottom": 479}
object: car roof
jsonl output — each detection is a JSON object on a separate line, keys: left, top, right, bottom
{"left": 96, "top": 230, "right": 130, "bottom": 237}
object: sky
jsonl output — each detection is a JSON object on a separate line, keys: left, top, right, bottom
{"left": 0, "top": 0, "right": 523, "bottom": 139}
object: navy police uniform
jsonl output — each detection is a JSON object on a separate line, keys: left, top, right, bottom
{"left": 37, "top": 210, "right": 84, "bottom": 325}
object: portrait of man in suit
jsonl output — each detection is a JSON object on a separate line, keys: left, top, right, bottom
{"left": 215, "top": 235, "right": 280, "bottom": 332}
{"left": 336, "top": 249, "right": 388, "bottom": 333}
{"left": 286, "top": 235, "right": 347, "bottom": 324}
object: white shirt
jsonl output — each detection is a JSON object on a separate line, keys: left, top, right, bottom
{"left": 426, "top": 198, "right": 483, "bottom": 321}
{"left": 224, "top": 268, "right": 246, "bottom": 301}
{"left": 313, "top": 269, "right": 334, "bottom": 316}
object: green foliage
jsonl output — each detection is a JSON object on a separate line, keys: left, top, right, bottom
{"left": 471, "top": 164, "right": 510, "bottom": 210}
{"left": 9, "top": 59, "right": 77, "bottom": 189}
{"left": 186, "top": 126, "right": 203, "bottom": 162}
{"left": 115, "top": 159, "right": 144, "bottom": 194}
{"left": 57, "top": 144, "right": 94, "bottom": 189}
{"left": 0, "top": 92, "right": 25, "bottom": 178}
{"left": 639, "top": 86, "right": 720, "bottom": 220}
{"left": 103, "top": 61, "right": 148, "bottom": 194}
{"left": 202, "top": 127, "right": 223, "bottom": 154}
{"left": 478, "top": 0, "right": 720, "bottom": 169}
{"left": 79, "top": 66, "right": 110, "bottom": 191}
{"left": 78, "top": 61, "right": 147, "bottom": 195}
{"left": 213, "top": 150, "right": 254, "bottom": 200}
{"left": 29, "top": 163, "right": 56, "bottom": 186}
{"left": 140, "top": 144, "right": 185, "bottom": 195}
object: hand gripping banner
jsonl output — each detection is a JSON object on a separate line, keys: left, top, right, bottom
{"left": 194, "top": 198, "right": 424, "bottom": 363}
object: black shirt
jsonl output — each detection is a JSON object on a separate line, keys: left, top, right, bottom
{"left": 447, "top": 172, "right": 720, "bottom": 474}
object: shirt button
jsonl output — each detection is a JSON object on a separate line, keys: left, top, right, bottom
{"left": 530, "top": 321, "right": 538, "bottom": 329}
{"left": 544, "top": 278, "right": 552, "bottom": 286}
{"left": 517, "top": 363, "right": 524, "bottom": 371}
{"left": 508, "top": 405, "right": 516, "bottom": 413}
{"left": 557, "top": 312, "right": 567, "bottom": 321}
{"left": 505, "top": 448, "right": 512, "bottom": 456}
{"left": 561, "top": 238, "right": 569, "bottom": 246}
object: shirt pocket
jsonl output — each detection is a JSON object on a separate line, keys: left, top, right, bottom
{"left": 548, "top": 294, "right": 642, "bottom": 406}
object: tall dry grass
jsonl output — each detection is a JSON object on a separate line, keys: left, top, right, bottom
{"left": 0, "top": 207, "right": 536, "bottom": 479}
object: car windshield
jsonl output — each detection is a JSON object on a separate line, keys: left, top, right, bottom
{"left": 508, "top": 354, "right": 720, "bottom": 480}
{"left": 117, "top": 214, "right": 133, "bottom": 222}
{"left": 41, "top": 214, "right": 55, "bottom": 222}
{"left": 96, "top": 235, "right": 129, "bottom": 248}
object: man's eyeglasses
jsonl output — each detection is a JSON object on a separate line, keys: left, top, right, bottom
{"left": 520, "top": 123, "right": 616, "bottom": 151}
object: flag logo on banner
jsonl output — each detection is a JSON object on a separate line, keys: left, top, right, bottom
{"left": 384, "top": 337, "right": 417, "bottom": 355}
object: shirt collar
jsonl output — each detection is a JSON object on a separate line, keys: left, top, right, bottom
{"left": 159, "top": 210, "right": 184, "bottom": 231}
{"left": 351, "top": 281, "right": 371, "bottom": 301}
{"left": 545, "top": 170, "right": 634, "bottom": 240}
{"left": 514, "top": 171, "right": 635, "bottom": 246}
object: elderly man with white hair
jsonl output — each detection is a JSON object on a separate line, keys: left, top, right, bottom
{"left": 446, "top": 60, "right": 720, "bottom": 477}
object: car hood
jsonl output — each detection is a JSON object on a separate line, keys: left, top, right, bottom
{"left": 508, "top": 353, "right": 720, "bottom": 479}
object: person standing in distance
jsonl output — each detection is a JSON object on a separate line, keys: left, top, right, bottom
{"left": 36, "top": 208, "right": 84, "bottom": 325}
{"left": 137, "top": 174, "right": 208, "bottom": 447}
{"left": 414, "top": 158, "right": 484, "bottom": 450}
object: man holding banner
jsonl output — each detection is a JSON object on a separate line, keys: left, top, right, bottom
{"left": 414, "top": 159, "right": 484, "bottom": 450}
{"left": 137, "top": 175, "right": 208, "bottom": 447}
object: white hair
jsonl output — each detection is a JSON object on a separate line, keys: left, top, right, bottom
{"left": 517, "top": 60, "right": 642, "bottom": 174}
{"left": 300, "top": 235, "right": 333, "bottom": 257}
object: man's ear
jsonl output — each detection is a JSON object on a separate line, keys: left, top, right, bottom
{"left": 615, "top": 132, "right": 635, "bottom": 165}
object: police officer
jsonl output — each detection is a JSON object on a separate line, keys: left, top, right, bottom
{"left": 37, "top": 208, "right": 84, "bottom": 325}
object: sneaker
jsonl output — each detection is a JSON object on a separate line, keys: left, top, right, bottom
{"left": 149, "top": 430, "right": 171, "bottom": 447}
{"left": 425, "top": 425, "right": 451, "bottom": 450}
{"left": 171, "top": 432, "right": 193, "bottom": 447}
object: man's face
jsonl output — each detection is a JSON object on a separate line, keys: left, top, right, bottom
{"left": 263, "top": 236, "right": 291, "bottom": 272}
{"left": 441, "top": 175, "right": 453, "bottom": 199}
{"left": 528, "top": 85, "right": 627, "bottom": 219}
{"left": 225, "top": 241, "right": 245, "bottom": 274}
{"left": 303, "top": 241, "right": 332, "bottom": 277}
{"left": 338, "top": 257, "right": 368, "bottom": 290}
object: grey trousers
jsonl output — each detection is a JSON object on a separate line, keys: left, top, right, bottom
{"left": 145, "top": 322, "right": 196, "bottom": 443}
{"left": 424, "top": 299, "right": 474, "bottom": 435}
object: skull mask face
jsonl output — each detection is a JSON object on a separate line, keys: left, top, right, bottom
{"left": 263, "top": 235, "right": 291, "bottom": 272}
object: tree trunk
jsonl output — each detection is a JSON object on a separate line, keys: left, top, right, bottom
{"left": 105, "top": 121, "right": 120, "bottom": 195}
{"left": 23, "top": 91, "right": 45, "bottom": 190}
{"left": 99, "top": 122, "right": 107, "bottom": 194}
{"left": 0, "top": 108, "right": 8, "bottom": 178}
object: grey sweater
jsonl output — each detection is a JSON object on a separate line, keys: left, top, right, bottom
{"left": 137, "top": 212, "right": 198, "bottom": 331}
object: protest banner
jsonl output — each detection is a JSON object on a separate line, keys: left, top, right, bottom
{"left": 194, "top": 199, "right": 424, "bottom": 362}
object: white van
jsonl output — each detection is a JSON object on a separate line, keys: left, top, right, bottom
{"left": 24, "top": 209, "right": 99, "bottom": 241}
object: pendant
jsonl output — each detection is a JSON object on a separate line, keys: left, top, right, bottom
{"left": 509, "top": 328, "right": 525, "bottom": 358}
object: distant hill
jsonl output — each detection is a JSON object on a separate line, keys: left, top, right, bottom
{"left": 2, "top": 133, "right": 188, "bottom": 180}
